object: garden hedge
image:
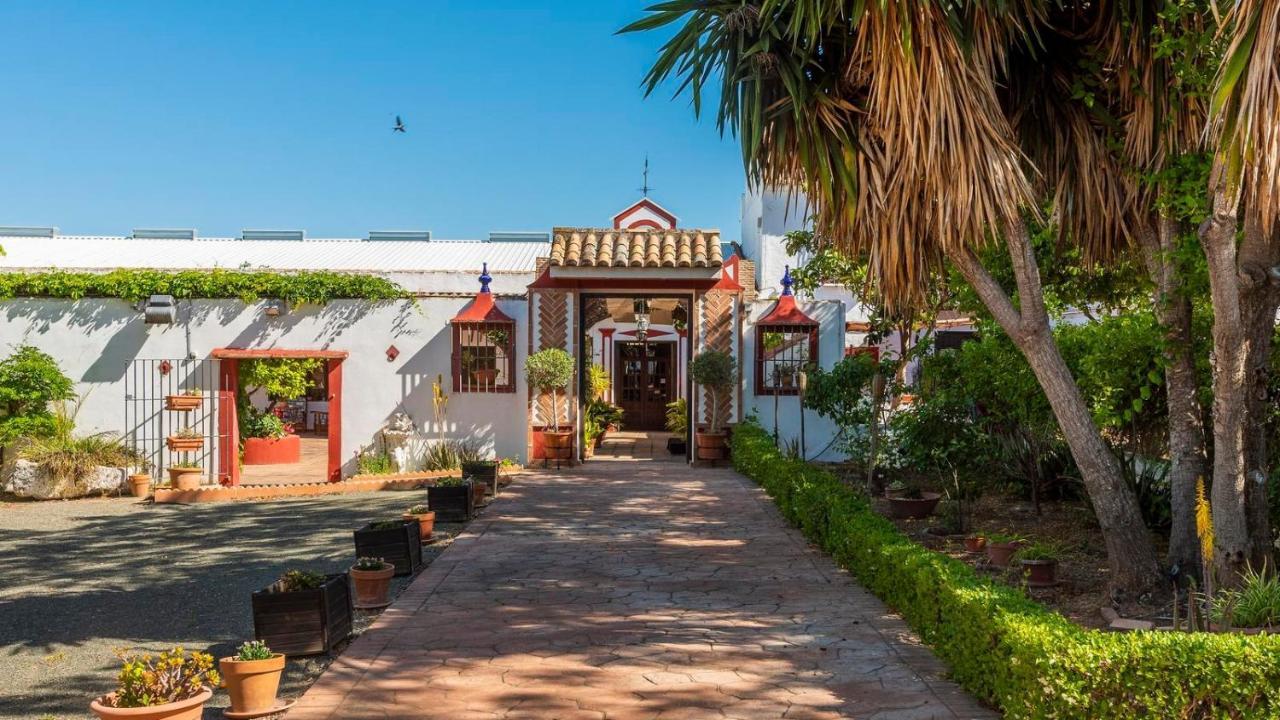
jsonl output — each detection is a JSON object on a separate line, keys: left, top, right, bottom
{"left": 731, "top": 419, "right": 1280, "bottom": 719}
{"left": 0, "top": 268, "right": 408, "bottom": 304}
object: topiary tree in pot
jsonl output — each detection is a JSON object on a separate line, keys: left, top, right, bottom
{"left": 525, "top": 348, "right": 575, "bottom": 459}
{"left": 690, "top": 349, "right": 736, "bottom": 462}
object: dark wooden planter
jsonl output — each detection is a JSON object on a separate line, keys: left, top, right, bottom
{"left": 667, "top": 437, "right": 687, "bottom": 455}
{"left": 352, "top": 520, "right": 423, "bottom": 576}
{"left": 251, "top": 574, "right": 352, "bottom": 656}
{"left": 461, "top": 461, "right": 499, "bottom": 496}
{"left": 886, "top": 491, "right": 942, "bottom": 519}
{"left": 428, "top": 482, "right": 475, "bottom": 522}
{"left": 1020, "top": 559, "right": 1058, "bottom": 587}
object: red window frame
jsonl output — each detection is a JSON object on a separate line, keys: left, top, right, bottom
{"left": 451, "top": 320, "right": 516, "bottom": 393}
{"left": 755, "top": 323, "right": 818, "bottom": 396}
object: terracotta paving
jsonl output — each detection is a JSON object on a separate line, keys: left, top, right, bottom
{"left": 288, "top": 461, "right": 998, "bottom": 719}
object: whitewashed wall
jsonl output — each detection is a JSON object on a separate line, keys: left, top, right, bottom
{"left": 742, "top": 297, "right": 847, "bottom": 462}
{"left": 0, "top": 297, "right": 532, "bottom": 475}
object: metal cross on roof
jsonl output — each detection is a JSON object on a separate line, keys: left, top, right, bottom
{"left": 637, "top": 155, "right": 654, "bottom": 197}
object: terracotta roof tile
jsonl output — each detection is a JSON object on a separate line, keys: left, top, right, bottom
{"left": 550, "top": 228, "right": 722, "bottom": 268}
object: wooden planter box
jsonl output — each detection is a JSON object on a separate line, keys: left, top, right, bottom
{"left": 166, "top": 435, "right": 204, "bottom": 452}
{"left": 353, "top": 520, "right": 423, "bottom": 576}
{"left": 461, "top": 461, "right": 499, "bottom": 497}
{"left": 428, "top": 482, "right": 475, "bottom": 522}
{"left": 164, "top": 394, "right": 202, "bottom": 412}
{"left": 251, "top": 574, "right": 352, "bottom": 656}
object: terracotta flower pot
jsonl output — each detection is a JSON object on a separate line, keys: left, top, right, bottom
{"left": 470, "top": 368, "right": 498, "bottom": 384}
{"left": 90, "top": 687, "right": 212, "bottom": 720}
{"left": 471, "top": 480, "right": 487, "bottom": 507}
{"left": 963, "top": 535, "right": 987, "bottom": 553}
{"left": 164, "top": 395, "right": 202, "bottom": 412}
{"left": 403, "top": 511, "right": 435, "bottom": 540}
{"left": 166, "top": 436, "right": 204, "bottom": 452}
{"left": 986, "top": 540, "right": 1025, "bottom": 568}
{"left": 167, "top": 467, "right": 202, "bottom": 491}
{"left": 350, "top": 563, "right": 396, "bottom": 609}
{"left": 886, "top": 492, "right": 941, "bottom": 519}
{"left": 1020, "top": 559, "right": 1058, "bottom": 587}
{"left": 128, "top": 473, "right": 152, "bottom": 498}
{"left": 219, "top": 654, "right": 286, "bottom": 716}
{"left": 695, "top": 431, "right": 728, "bottom": 461}
{"left": 541, "top": 429, "right": 573, "bottom": 460}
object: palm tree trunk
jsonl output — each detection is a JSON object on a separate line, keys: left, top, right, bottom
{"left": 1137, "top": 218, "right": 1208, "bottom": 579}
{"left": 1200, "top": 201, "right": 1280, "bottom": 588}
{"left": 951, "top": 219, "right": 1162, "bottom": 597}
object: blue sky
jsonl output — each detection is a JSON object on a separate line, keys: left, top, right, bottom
{"left": 0, "top": 1, "right": 745, "bottom": 239}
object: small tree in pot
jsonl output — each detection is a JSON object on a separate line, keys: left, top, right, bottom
{"left": 524, "top": 348, "right": 574, "bottom": 460}
{"left": 690, "top": 350, "right": 735, "bottom": 462}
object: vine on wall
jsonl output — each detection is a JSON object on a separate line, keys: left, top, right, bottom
{"left": 0, "top": 269, "right": 409, "bottom": 304}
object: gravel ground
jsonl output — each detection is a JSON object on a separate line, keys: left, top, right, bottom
{"left": 0, "top": 486, "right": 487, "bottom": 720}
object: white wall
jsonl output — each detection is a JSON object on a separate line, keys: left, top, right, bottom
{"left": 0, "top": 297, "right": 531, "bottom": 476}
{"left": 741, "top": 297, "right": 847, "bottom": 461}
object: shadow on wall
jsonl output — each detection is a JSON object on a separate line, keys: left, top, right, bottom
{"left": 224, "top": 300, "right": 416, "bottom": 351}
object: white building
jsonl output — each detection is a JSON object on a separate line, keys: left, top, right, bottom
{"left": 0, "top": 196, "right": 849, "bottom": 497}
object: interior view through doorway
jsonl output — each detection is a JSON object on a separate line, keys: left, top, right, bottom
{"left": 579, "top": 295, "right": 691, "bottom": 463}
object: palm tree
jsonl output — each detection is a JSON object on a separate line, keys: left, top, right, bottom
{"left": 1200, "top": 0, "right": 1280, "bottom": 585}
{"left": 624, "top": 0, "right": 1165, "bottom": 594}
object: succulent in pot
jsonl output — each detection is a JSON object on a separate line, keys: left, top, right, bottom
{"left": 219, "top": 640, "right": 289, "bottom": 717}
{"left": 90, "top": 646, "right": 218, "bottom": 720}
{"left": 349, "top": 556, "right": 396, "bottom": 609}
{"left": 885, "top": 479, "right": 942, "bottom": 519}
{"left": 403, "top": 503, "right": 436, "bottom": 541}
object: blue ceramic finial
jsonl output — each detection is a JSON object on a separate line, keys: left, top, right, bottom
{"left": 781, "top": 265, "right": 793, "bottom": 296}
{"left": 479, "top": 263, "right": 492, "bottom": 293}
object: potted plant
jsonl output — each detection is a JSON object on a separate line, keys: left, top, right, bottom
{"left": 775, "top": 364, "right": 798, "bottom": 389}
{"left": 583, "top": 418, "right": 600, "bottom": 458}
{"left": 219, "top": 640, "right": 289, "bottom": 717}
{"left": 353, "top": 519, "right": 423, "bottom": 576}
{"left": 665, "top": 398, "right": 688, "bottom": 455}
{"left": 985, "top": 532, "right": 1027, "bottom": 568}
{"left": 403, "top": 504, "right": 436, "bottom": 541}
{"left": 525, "top": 348, "right": 575, "bottom": 461}
{"left": 690, "top": 350, "right": 735, "bottom": 463}
{"left": 164, "top": 387, "right": 203, "bottom": 412}
{"left": 428, "top": 476, "right": 475, "bottom": 521}
{"left": 1013, "top": 542, "right": 1060, "bottom": 587}
{"left": 165, "top": 427, "right": 203, "bottom": 452}
{"left": 349, "top": 556, "right": 396, "bottom": 609}
{"left": 252, "top": 570, "right": 352, "bottom": 656}
{"left": 128, "top": 467, "right": 152, "bottom": 498}
{"left": 963, "top": 533, "right": 987, "bottom": 553}
{"left": 461, "top": 458, "right": 499, "bottom": 496}
{"left": 167, "top": 461, "right": 202, "bottom": 490}
{"left": 90, "top": 647, "right": 218, "bottom": 720}
{"left": 885, "top": 479, "right": 942, "bottom": 519}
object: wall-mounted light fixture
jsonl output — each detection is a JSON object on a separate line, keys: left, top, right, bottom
{"left": 263, "top": 299, "right": 287, "bottom": 317}
{"left": 143, "top": 295, "right": 177, "bottom": 324}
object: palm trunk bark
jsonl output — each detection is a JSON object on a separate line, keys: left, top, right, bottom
{"left": 1137, "top": 218, "right": 1208, "bottom": 579}
{"left": 951, "top": 219, "right": 1162, "bottom": 598}
{"left": 1200, "top": 196, "right": 1280, "bottom": 587}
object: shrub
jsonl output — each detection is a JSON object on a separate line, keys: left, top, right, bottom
{"left": 277, "top": 570, "right": 325, "bottom": 591}
{"left": 525, "top": 348, "right": 574, "bottom": 432}
{"left": 731, "top": 418, "right": 1280, "bottom": 719}
{"left": 234, "top": 641, "right": 273, "bottom": 662}
{"left": 690, "top": 350, "right": 735, "bottom": 433}
{"left": 18, "top": 401, "right": 145, "bottom": 487}
{"left": 1211, "top": 567, "right": 1280, "bottom": 629}
{"left": 0, "top": 345, "right": 74, "bottom": 447}
{"left": 103, "top": 647, "right": 218, "bottom": 708}
{"left": 665, "top": 398, "right": 688, "bottom": 436}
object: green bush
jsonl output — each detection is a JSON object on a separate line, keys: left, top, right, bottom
{"left": 0, "top": 268, "right": 408, "bottom": 304}
{"left": 0, "top": 345, "right": 74, "bottom": 447}
{"left": 690, "top": 349, "right": 735, "bottom": 433}
{"left": 731, "top": 418, "right": 1280, "bottom": 719}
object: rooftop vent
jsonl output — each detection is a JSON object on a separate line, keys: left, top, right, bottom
{"left": 241, "top": 229, "right": 304, "bottom": 241}
{"left": 0, "top": 226, "right": 57, "bottom": 238}
{"left": 488, "top": 231, "right": 550, "bottom": 243}
{"left": 132, "top": 228, "right": 196, "bottom": 240}
{"left": 367, "top": 230, "right": 431, "bottom": 242}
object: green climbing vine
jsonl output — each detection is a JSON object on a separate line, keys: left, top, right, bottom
{"left": 0, "top": 268, "right": 409, "bottom": 304}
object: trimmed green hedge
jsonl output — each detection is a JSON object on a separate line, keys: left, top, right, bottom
{"left": 731, "top": 419, "right": 1280, "bottom": 719}
{"left": 0, "top": 269, "right": 409, "bottom": 304}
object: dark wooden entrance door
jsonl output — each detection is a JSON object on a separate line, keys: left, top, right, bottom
{"left": 615, "top": 342, "right": 675, "bottom": 430}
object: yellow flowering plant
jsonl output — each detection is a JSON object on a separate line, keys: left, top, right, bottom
{"left": 105, "top": 646, "right": 218, "bottom": 707}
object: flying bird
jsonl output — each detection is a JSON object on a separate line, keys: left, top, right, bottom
{"left": 393, "top": 115, "right": 406, "bottom": 133}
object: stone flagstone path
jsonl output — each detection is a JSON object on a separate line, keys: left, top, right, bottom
{"left": 288, "top": 460, "right": 998, "bottom": 719}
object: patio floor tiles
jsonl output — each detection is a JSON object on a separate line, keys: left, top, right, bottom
{"left": 287, "top": 462, "right": 997, "bottom": 720}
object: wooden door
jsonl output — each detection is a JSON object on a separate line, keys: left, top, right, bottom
{"left": 615, "top": 342, "right": 675, "bottom": 430}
